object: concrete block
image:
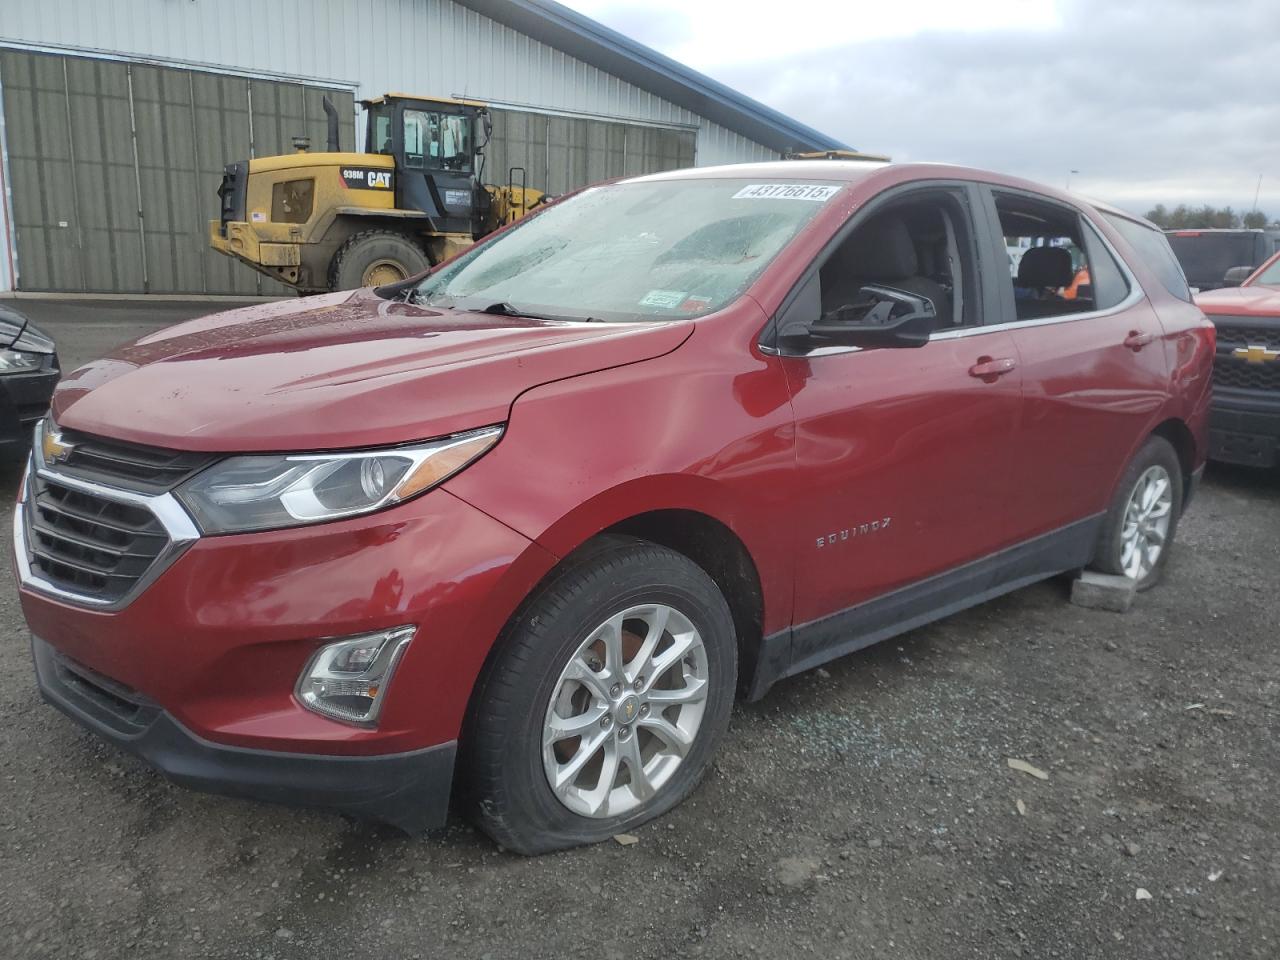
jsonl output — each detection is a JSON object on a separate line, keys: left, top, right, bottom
{"left": 1070, "top": 571, "right": 1137, "bottom": 613}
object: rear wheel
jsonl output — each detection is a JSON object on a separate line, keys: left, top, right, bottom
{"left": 328, "top": 230, "right": 428, "bottom": 290}
{"left": 1091, "top": 435, "right": 1183, "bottom": 590}
{"left": 463, "top": 536, "right": 737, "bottom": 855}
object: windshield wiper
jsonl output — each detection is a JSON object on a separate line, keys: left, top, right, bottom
{"left": 475, "top": 302, "right": 602, "bottom": 323}
{"left": 478, "top": 301, "right": 525, "bottom": 316}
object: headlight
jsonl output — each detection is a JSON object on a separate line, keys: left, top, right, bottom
{"left": 175, "top": 424, "right": 502, "bottom": 534}
{"left": 0, "top": 348, "right": 43, "bottom": 371}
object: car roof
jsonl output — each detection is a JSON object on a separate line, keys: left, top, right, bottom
{"left": 625, "top": 160, "right": 1146, "bottom": 224}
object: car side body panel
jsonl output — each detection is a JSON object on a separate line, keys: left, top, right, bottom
{"left": 444, "top": 301, "right": 801, "bottom": 640}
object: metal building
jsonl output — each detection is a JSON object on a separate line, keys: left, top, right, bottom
{"left": 0, "top": 0, "right": 845, "bottom": 295}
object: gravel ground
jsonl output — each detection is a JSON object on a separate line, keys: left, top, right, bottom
{"left": 1, "top": 300, "right": 1277, "bottom": 960}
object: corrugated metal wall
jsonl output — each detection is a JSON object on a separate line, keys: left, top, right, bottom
{"left": 0, "top": 67, "right": 16, "bottom": 292}
{"left": 0, "top": 0, "right": 783, "bottom": 293}
{"left": 0, "top": 47, "right": 354, "bottom": 293}
{"left": 485, "top": 108, "right": 695, "bottom": 195}
{"left": 0, "top": 0, "right": 778, "bottom": 167}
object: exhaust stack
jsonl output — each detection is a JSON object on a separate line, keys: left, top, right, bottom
{"left": 322, "top": 97, "right": 341, "bottom": 153}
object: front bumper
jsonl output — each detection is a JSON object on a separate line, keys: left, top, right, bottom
{"left": 18, "top": 465, "right": 559, "bottom": 828}
{"left": 1209, "top": 388, "right": 1280, "bottom": 467}
{"left": 33, "top": 635, "right": 454, "bottom": 833}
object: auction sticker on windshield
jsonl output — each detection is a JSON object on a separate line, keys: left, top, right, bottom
{"left": 732, "top": 184, "right": 840, "bottom": 202}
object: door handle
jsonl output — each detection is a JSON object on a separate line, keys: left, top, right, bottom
{"left": 968, "top": 356, "right": 1017, "bottom": 381}
{"left": 1123, "top": 330, "right": 1155, "bottom": 351}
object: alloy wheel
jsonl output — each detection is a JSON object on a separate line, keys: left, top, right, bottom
{"left": 1120, "top": 464, "right": 1173, "bottom": 580}
{"left": 542, "top": 603, "right": 709, "bottom": 819}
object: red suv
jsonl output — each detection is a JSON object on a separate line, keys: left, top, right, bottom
{"left": 16, "top": 162, "right": 1214, "bottom": 854}
{"left": 1192, "top": 250, "right": 1280, "bottom": 466}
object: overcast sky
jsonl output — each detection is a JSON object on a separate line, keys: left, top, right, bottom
{"left": 562, "top": 0, "right": 1279, "bottom": 217}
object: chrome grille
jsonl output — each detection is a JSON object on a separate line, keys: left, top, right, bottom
{"left": 24, "top": 473, "right": 170, "bottom": 603}
{"left": 51, "top": 427, "right": 217, "bottom": 493}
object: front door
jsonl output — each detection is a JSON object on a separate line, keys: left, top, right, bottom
{"left": 777, "top": 185, "right": 1024, "bottom": 651}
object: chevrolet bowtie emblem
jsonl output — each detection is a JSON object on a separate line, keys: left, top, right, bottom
{"left": 1233, "top": 344, "right": 1280, "bottom": 364}
{"left": 42, "top": 427, "right": 75, "bottom": 465}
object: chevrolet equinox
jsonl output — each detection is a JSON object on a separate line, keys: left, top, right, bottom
{"left": 15, "top": 162, "right": 1214, "bottom": 854}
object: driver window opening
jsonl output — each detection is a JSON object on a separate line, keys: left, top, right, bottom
{"left": 818, "top": 192, "right": 976, "bottom": 330}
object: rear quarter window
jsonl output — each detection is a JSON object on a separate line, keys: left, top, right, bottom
{"left": 1103, "top": 214, "right": 1192, "bottom": 301}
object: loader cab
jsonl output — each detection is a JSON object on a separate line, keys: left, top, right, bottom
{"left": 362, "top": 94, "right": 489, "bottom": 236}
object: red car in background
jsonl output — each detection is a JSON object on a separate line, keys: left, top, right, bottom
{"left": 15, "top": 161, "right": 1214, "bottom": 854}
{"left": 1194, "top": 250, "right": 1280, "bottom": 466}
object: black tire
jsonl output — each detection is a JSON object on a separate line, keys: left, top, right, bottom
{"left": 1090, "top": 435, "right": 1183, "bottom": 591}
{"left": 463, "top": 535, "right": 737, "bottom": 855}
{"left": 328, "top": 230, "right": 428, "bottom": 291}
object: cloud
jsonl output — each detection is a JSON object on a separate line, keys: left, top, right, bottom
{"left": 565, "top": 0, "right": 1280, "bottom": 216}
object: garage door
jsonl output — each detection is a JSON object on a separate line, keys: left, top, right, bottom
{"left": 0, "top": 48, "right": 354, "bottom": 294}
{"left": 484, "top": 108, "right": 695, "bottom": 196}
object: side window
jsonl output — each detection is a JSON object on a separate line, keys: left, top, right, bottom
{"left": 994, "top": 192, "right": 1097, "bottom": 321}
{"left": 1103, "top": 214, "right": 1192, "bottom": 301}
{"left": 817, "top": 189, "right": 979, "bottom": 329}
{"left": 1079, "top": 220, "right": 1130, "bottom": 310}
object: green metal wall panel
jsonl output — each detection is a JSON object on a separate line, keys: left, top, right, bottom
{"left": 485, "top": 107, "right": 693, "bottom": 197}
{"left": 0, "top": 47, "right": 354, "bottom": 294}
{"left": 0, "top": 50, "right": 79, "bottom": 291}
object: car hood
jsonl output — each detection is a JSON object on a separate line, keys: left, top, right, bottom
{"left": 51, "top": 290, "right": 693, "bottom": 451}
{"left": 1193, "top": 284, "right": 1280, "bottom": 317}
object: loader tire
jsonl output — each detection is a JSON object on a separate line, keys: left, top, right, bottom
{"left": 328, "top": 230, "right": 429, "bottom": 291}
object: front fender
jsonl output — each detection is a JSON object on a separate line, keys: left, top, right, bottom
{"left": 443, "top": 321, "right": 798, "bottom": 637}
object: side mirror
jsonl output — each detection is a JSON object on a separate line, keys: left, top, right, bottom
{"left": 1223, "top": 265, "right": 1253, "bottom": 287}
{"left": 808, "top": 284, "right": 937, "bottom": 348}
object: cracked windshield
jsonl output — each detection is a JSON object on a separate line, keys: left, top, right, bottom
{"left": 412, "top": 178, "right": 843, "bottom": 321}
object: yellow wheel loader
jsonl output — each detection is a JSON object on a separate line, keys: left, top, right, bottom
{"left": 209, "top": 94, "right": 544, "bottom": 293}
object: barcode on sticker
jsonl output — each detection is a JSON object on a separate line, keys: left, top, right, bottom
{"left": 732, "top": 184, "right": 840, "bottom": 202}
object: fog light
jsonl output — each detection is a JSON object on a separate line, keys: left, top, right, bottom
{"left": 296, "top": 626, "right": 415, "bottom": 725}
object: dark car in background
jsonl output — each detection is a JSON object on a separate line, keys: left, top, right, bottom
{"left": 1195, "top": 250, "right": 1280, "bottom": 466}
{"left": 1166, "top": 228, "right": 1280, "bottom": 292}
{"left": 0, "top": 305, "right": 59, "bottom": 451}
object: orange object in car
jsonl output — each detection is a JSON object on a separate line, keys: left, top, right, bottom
{"left": 1062, "top": 267, "right": 1090, "bottom": 300}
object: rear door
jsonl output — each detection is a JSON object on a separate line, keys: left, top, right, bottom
{"left": 982, "top": 187, "right": 1170, "bottom": 537}
{"left": 775, "top": 182, "right": 1025, "bottom": 639}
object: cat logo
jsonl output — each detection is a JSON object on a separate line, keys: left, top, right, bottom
{"left": 340, "top": 168, "right": 394, "bottom": 191}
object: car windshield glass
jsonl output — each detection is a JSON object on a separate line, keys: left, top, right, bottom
{"left": 1252, "top": 256, "right": 1280, "bottom": 286}
{"left": 410, "top": 178, "right": 843, "bottom": 322}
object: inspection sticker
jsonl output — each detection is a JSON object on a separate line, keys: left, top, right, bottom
{"left": 639, "top": 289, "right": 687, "bottom": 308}
{"left": 732, "top": 183, "right": 840, "bottom": 202}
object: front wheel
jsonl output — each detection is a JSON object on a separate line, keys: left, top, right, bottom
{"left": 328, "top": 230, "right": 428, "bottom": 290}
{"left": 463, "top": 536, "right": 737, "bottom": 854}
{"left": 1091, "top": 435, "right": 1183, "bottom": 590}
